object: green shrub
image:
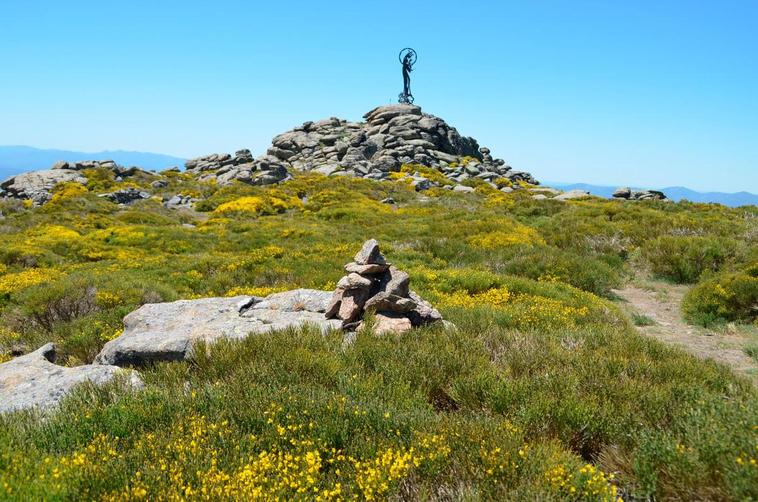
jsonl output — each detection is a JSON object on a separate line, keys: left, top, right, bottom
{"left": 640, "top": 235, "right": 735, "bottom": 283}
{"left": 682, "top": 263, "right": 758, "bottom": 326}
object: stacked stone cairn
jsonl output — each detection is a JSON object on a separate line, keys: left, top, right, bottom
{"left": 325, "top": 239, "right": 443, "bottom": 334}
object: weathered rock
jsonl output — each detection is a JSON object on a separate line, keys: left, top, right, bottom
{"left": 612, "top": 187, "right": 631, "bottom": 199}
{"left": 368, "top": 312, "right": 413, "bottom": 335}
{"left": 99, "top": 188, "right": 151, "bottom": 204}
{"left": 184, "top": 104, "right": 538, "bottom": 189}
{"left": 345, "top": 262, "right": 389, "bottom": 275}
{"left": 453, "top": 184, "right": 475, "bottom": 193}
{"left": 354, "top": 239, "right": 386, "bottom": 265}
{"left": 337, "top": 289, "right": 370, "bottom": 323}
{"left": 336, "top": 273, "right": 373, "bottom": 291}
{"left": 0, "top": 169, "right": 87, "bottom": 205}
{"left": 554, "top": 189, "right": 591, "bottom": 201}
{"left": 95, "top": 292, "right": 342, "bottom": 366}
{"left": 364, "top": 292, "right": 416, "bottom": 313}
{"left": 164, "top": 194, "right": 194, "bottom": 209}
{"left": 0, "top": 343, "right": 142, "bottom": 414}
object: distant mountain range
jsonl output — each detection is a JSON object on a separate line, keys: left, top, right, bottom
{"left": 1, "top": 146, "right": 755, "bottom": 207}
{"left": 547, "top": 182, "right": 757, "bottom": 208}
{"left": 0, "top": 146, "right": 186, "bottom": 181}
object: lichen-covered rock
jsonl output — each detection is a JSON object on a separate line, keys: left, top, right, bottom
{"left": 95, "top": 291, "right": 342, "bottom": 366}
{"left": 0, "top": 343, "right": 142, "bottom": 414}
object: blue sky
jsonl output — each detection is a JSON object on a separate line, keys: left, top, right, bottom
{"left": 1, "top": 1, "right": 756, "bottom": 192}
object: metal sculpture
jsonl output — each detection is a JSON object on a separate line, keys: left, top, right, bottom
{"left": 398, "top": 48, "right": 417, "bottom": 104}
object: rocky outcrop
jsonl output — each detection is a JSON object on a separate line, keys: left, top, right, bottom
{"left": 0, "top": 169, "right": 88, "bottom": 205}
{"left": 613, "top": 187, "right": 667, "bottom": 201}
{"left": 95, "top": 290, "right": 342, "bottom": 366}
{"left": 325, "top": 239, "right": 443, "bottom": 333}
{"left": 184, "top": 149, "right": 291, "bottom": 187}
{"left": 99, "top": 187, "right": 151, "bottom": 205}
{"left": 187, "top": 105, "right": 538, "bottom": 189}
{"left": 270, "top": 104, "right": 537, "bottom": 186}
{"left": 0, "top": 343, "right": 142, "bottom": 414}
{"left": 554, "top": 189, "right": 591, "bottom": 201}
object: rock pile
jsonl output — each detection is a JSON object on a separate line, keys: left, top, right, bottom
{"left": 267, "top": 104, "right": 538, "bottom": 187}
{"left": 325, "top": 239, "right": 443, "bottom": 334}
{"left": 186, "top": 105, "right": 538, "bottom": 190}
{"left": 184, "top": 149, "right": 290, "bottom": 187}
{"left": 613, "top": 187, "right": 667, "bottom": 201}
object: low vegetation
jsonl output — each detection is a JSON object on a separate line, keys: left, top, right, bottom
{"left": 0, "top": 168, "right": 756, "bottom": 500}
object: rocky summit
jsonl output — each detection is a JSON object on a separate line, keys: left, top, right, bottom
{"left": 184, "top": 104, "right": 538, "bottom": 188}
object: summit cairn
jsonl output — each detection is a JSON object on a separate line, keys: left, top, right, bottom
{"left": 325, "top": 240, "right": 443, "bottom": 334}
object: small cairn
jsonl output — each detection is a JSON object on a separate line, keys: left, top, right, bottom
{"left": 325, "top": 239, "right": 443, "bottom": 334}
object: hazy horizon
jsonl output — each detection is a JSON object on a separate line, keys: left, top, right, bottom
{"left": 1, "top": 1, "right": 756, "bottom": 192}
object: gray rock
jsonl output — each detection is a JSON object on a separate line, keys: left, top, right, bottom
{"left": 364, "top": 292, "right": 416, "bottom": 313}
{"left": 336, "top": 273, "right": 373, "bottom": 291}
{"left": 0, "top": 169, "right": 87, "bottom": 205}
{"left": 345, "top": 262, "right": 389, "bottom": 275}
{"left": 453, "top": 185, "right": 475, "bottom": 193}
{"left": 613, "top": 187, "right": 632, "bottom": 199}
{"left": 95, "top": 292, "right": 342, "bottom": 366}
{"left": 0, "top": 343, "right": 142, "bottom": 414}
{"left": 554, "top": 189, "right": 591, "bottom": 201}
{"left": 151, "top": 179, "right": 169, "bottom": 189}
{"left": 354, "top": 239, "right": 386, "bottom": 265}
{"left": 100, "top": 188, "right": 151, "bottom": 204}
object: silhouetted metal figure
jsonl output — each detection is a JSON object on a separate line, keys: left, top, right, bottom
{"left": 398, "top": 48, "right": 417, "bottom": 104}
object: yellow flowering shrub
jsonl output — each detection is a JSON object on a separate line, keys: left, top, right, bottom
{"left": 49, "top": 182, "right": 88, "bottom": 203}
{"left": 214, "top": 194, "right": 302, "bottom": 215}
{"left": 0, "top": 267, "right": 62, "bottom": 296}
{"left": 468, "top": 226, "right": 545, "bottom": 248}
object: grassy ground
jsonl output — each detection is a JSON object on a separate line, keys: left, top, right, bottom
{"left": 0, "top": 170, "right": 757, "bottom": 500}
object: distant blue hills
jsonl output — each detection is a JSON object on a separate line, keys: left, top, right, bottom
{"left": 546, "top": 182, "right": 757, "bottom": 208}
{"left": 0, "top": 145, "right": 186, "bottom": 181}
{"left": 1, "top": 146, "right": 754, "bottom": 207}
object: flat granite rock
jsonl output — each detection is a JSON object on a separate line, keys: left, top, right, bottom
{"left": 0, "top": 343, "right": 142, "bottom": 414}
{"left": 95, "top": 290, "right": 342, "bottom": 366}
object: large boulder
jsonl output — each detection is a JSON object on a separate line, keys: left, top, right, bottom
{"left": 95, "top": 290, "right": 342, "bottom": 366}
{"left": 0, "top": 169, "right": 87, "bottom": 205}
{"left": 0, "top": 343, "right": 142, "bottom": 414}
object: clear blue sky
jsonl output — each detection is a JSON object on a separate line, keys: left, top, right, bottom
{"left": 1, "top": 0, "right": 756, "bottom": 192}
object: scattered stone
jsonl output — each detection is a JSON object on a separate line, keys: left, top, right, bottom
{"left": 453, "top": 185, "right": 475, "bottom": 193}
{"left": 99, "top": 188, "right": 151, "bottom": 204}
{"left": 95, "top": 292, "right": 342, "bottom": 366}
{"left": 151, "top": 179, "right": 169, "bottom": 189}
{"left": 164, "top": 194, "right": 195, "bottom": 209}
{"left": 326, "top": 240, "right": 445, "bottom": 333}
{"left": 0, "top": 343, "right": 142, "bottom": 414}
{"left": 531, "top": 194, "right": 548, "bottom": 200}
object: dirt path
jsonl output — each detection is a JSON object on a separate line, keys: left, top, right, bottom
{"left": 613, "top": 280, "right": 758, "bottom": 385}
